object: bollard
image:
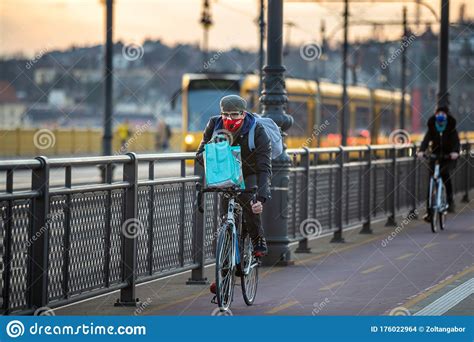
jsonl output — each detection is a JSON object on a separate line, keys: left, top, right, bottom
{"left": 187, "top": 161, "right": 208, "bottom": 284}
{"left": 115, "top": 153, "right": 139, "bottom": 306}
{"left": 360, "top": 146, "right": 373, "bottom": 234}
{"left": 296, "top": 147, "right": 312, "bottom": 253}
{"left": 28, "top": 156, "right": 50, "bottom": 310}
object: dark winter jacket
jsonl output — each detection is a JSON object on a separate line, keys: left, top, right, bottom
{"left": 419, "top": 114, "right": 460, "bottom": 156}
{"left": 196, "top": 114, "right": 272, "bottom": 201}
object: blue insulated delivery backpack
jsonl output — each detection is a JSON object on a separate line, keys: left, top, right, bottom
{"left": 204, "top": 138, "right": 245, "bottom": 189}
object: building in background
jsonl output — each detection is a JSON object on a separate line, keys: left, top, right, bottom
{"left": 0, "top": 81, "right": 26, "bottom": 129}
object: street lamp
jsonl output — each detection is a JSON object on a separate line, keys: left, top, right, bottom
{"left": 260, "top": 0, "right": 294, "bottom": 266}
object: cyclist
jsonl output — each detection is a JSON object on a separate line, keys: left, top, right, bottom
{"left": 417, "top": 107, "right": 460, "bottom": 221}
{"left": 196, "top": 95, "right": 271, "bottom": 293}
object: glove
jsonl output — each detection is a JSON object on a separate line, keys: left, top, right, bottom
{"left": 416, "top": 151, "right": 425, "bottom": 159}
{"left": 450, "top": 152, "right": 459, "bottom": 160}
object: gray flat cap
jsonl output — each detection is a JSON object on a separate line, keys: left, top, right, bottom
{"left": 220, "top": 95, "right": 247, "bottom": 112}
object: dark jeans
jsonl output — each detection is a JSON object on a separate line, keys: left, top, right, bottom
{"left": 219, "top": 174, "right": 264, "bottom": 239}
{"left": 426, "top": 161, "right": 454, "bottom": 211}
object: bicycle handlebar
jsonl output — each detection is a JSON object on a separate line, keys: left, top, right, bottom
{"left": 424, "top": 153, "right": 452, "bottom": 161}
{"left": 196, "top": 183, "right": 258, "bottom": 213}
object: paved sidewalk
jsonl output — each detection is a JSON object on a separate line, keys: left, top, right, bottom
{"left": 56, "top": 196, "right": 474, "bottom": 316}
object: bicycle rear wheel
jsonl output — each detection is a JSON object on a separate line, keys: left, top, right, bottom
{"left": 215, "top": 225, "right": 235, "bottom": 311}
{"left": 240, "top": 234, "right": 259, "bottom": 306}
{"left": 438, "top": 211, "right": 446, "bottom": 231}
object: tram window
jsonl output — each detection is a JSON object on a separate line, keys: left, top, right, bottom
{"left": 354, "top": 107, "right": 370, "bottom": 130}
{"left": 379, "top": 106, "right": 395, "bottom": 135}
{"left": 187, "top": 79, "right": 240, "bottom": 131}
{"left": 286, "top": 100, "right": 308, "bottom": 136}
{"left": 320, "top": 103, "right": 339, "bottom": 134}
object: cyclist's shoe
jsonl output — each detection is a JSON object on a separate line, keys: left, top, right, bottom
{"left": 252, "top": 236, "right": 268, "bottom": 257}
{"left": 209, "top": 282, "right": 216, "bottom": 294}
{"left": 423, "top": 213, "right": 432, "bottom": 223}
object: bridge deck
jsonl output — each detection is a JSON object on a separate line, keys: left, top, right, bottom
{"left": 56, "top": 195, "right": 473, "bottom": 316}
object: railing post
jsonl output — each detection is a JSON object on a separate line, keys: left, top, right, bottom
{"left": 462, "top": 141, "right": 470, "bottom": 203}
{"left": 187, "top": 161, "right": 208, "bottom": 284}
{"left": 28, "top": 156, "right": 50, "bottom": 310}
{"left": 115, "top": 153, "right": 139, "bottom": 306}
{"left": 2, "top": 170, "right": 13, "bottom": 313}
{"left": 360, "top": 146, "right": 372, "bottom": 234}
{"left": 331, "top": 147, "right": 345, "bottom": 243}
{"left": 385, "top": 147, "right": 397, "bottom": 226}
{"left": 296, "top": 147, "right": 311, "bottom": 253}
{"left": 409, "top": 143, "right": 419, "bottom": 217}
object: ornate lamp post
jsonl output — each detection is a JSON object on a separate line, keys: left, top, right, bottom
{"left": 260, "top": 0, "right": 294, "bottom": 266}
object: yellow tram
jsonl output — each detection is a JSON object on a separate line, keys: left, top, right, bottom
{"left": 180, "top": 73, "right": 411, "bottom": 152}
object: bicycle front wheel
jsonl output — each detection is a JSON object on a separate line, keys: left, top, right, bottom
{"left": 240, "top": 234, "right": 259, "bottom": 306}
{"left": 215, "top": 225, "right": 235, "bottom": 311}
{"left": 439, "top": 184, "right": 447, "bottom": 231}
{"left": 430, "top": 182, "right": 438, "bottom": 233}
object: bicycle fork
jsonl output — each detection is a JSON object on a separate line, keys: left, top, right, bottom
{"left": 226, "top": 198, "right": 240, "bottom": 269}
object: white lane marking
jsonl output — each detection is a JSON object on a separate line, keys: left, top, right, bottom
{"left": 414, "top": 277, "right": 474, "bottom": 316}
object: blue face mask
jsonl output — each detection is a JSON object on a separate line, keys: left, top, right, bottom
{"left": 435, "top": 121, "right": 447, "bottom": 132}
{"left": 435, "top": 112, "right": 447, "bottom": 132}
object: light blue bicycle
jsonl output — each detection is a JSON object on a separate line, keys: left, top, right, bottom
{"left": 197, "top": 184, "right": 260, "bottom": 312}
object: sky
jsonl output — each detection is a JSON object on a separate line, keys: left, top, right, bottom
{"left": 1, "top": 0, "right": 473, "bottom": 58}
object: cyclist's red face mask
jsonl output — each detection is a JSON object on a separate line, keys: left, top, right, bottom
{"left": 222, "top": 112, "right": 245, "bottom": 132}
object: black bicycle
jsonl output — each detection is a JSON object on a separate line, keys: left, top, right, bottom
{"left": 197, "top": 184, "right": 260, "bottom": 312}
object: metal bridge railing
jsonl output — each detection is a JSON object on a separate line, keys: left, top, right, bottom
{"left": 0, "top": 141, "right": 472, "bottom": 314}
